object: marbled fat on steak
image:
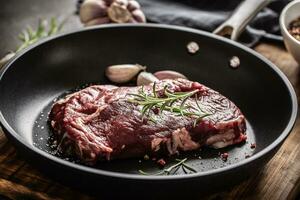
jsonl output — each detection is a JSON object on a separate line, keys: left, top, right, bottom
{"left": 50, "top": 79, "right": 246, "bottom": 164}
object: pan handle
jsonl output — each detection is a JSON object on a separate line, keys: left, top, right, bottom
{"left": 213, "top": 0, "right": 272, "bottom": 41}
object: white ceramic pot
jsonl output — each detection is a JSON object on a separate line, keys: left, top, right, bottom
{"left": 280, "top": 0, "right": 300, "bottom": 64}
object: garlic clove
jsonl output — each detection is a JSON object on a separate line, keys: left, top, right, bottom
{"left": 80, "top": 0, "right": 146, "bottom": 26}
{"left": 128, "top": 0, "right": 141, "bottom": 11}
{"left": 80, "top": 0, "right": 108, "bottom": 24}
{"left": 107, "top": 2, "right": 132, "bottom": 23}
{"left": 154, "top": 70, "right": 187, "bottom": 80}
{"left": 131, "top": 9, "right": 146, "bottom": 23}
{"left": 103, "top": 0, "right": 114, "bottom": 4}
{"left": 137, "top": 72, "right": 159, "bottom": 86}
{"left": 85, "top": 17, "right": 110, "bottom": 26}
{"left": 115, "top": 0, "right": 129, "bottom": 8}
{"left": 106, "top": 64, "right": 146, "bottom": 83}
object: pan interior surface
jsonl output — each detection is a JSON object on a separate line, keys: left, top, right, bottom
{"left": 0, "top": 25, "right": 295, "bottom": 177}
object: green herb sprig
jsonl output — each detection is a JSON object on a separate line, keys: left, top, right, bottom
{"left": 0, "top": 17, "right": 65, "bottom": 68}
{"left": 127, "top": 83, "right": 210, "bottom": 126}
{"left": 17, "top": 17, "right": 64, "bottom": 52}
{"left": 138, "top": 158, "right": 197, "bottom": 176}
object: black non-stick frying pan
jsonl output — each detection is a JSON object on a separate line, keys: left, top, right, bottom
{"left": 0, "top": 24, "right": 297, "bottom": 197}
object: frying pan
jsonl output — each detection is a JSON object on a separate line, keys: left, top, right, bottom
{"left": 0, "top": 24, "right": 297, "bottom": 198}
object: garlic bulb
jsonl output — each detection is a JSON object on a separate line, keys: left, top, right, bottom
{"left": 137, "top": 72, "right": 159, "bottom": 86}
{"left": 105, "top": 64, "right": 146, "bottom": 83}
{"left": 80, "top": 0, "right": 146, "bottom": 26}
{"left": 154, "top": 70, "right": 187, "bottom": 80}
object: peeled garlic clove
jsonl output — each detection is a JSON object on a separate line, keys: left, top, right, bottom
{"left": 137, "top": 72, "right": 159, "bottom": 86}
{"left": 106, "top": 64, "right": 146, "bottom": 83}
{"left": 154, "top": 70, "right": 187, "bottom": 80}
{"left": 80, "top": 0, "right": 107, "bottom": 24}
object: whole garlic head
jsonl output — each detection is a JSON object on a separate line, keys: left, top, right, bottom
{"left": 80, "top": 0, "right": 146, "bottom": 26}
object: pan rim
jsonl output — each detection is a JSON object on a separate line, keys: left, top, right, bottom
{"left": 0, "top": 23, "right": 297, "bottom": 181}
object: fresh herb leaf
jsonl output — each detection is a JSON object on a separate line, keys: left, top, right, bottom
{"left": 128, "top": 83, "right": 210, "bottom": 126}
{"left": 175, "top": 159, "right": 197, "bottom": 173}
{"left": 16, "top": 18, "right": 64, "bottom": 52}
{"left": 138, "top": 158, "right": 197, "bottom": 176}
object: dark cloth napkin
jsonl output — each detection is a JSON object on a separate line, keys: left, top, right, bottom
{"left": 138, "top": 0, "right": 291, "bottom": 47}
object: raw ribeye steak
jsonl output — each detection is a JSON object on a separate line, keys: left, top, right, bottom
{"left": 50, "top": 79, "right": 246, "bottom": 164}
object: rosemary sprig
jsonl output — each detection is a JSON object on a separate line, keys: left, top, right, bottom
{"left": 176, "top": 159, "right": 197, "bottom": 173}
{"left": 0, "top": 17, "right": 65, "bottom": 68}
{"left": 127, "top": 83, "right": 209, "bottom": 126}
{"left": 138, "top": 158, "right": 197, "bottom": 176}
{"left": 16, "top": 17, "right": 64, "bottom": 52}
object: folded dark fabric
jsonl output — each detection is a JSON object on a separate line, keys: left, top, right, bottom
{"left": 139, "top": 0, "right": 291, "bottom": 47}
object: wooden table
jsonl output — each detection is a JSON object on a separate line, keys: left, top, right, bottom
{"left": 1, "top": 1, "right": 300, "bottom": 200}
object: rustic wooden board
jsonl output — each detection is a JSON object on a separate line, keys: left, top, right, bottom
{"left": 0, "top": 43, "right": 299, "bottom": 200}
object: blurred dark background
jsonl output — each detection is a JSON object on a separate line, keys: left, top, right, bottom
{"left": 0, "top": 0, "right": 291, "bottom": 57}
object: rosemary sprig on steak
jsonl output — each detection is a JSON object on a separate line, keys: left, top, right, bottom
{"left": 128, "top": 82, "right": 209, "bottom": 126}
{"left": 138, "top": 158, "right": 197, "bottom": 175}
